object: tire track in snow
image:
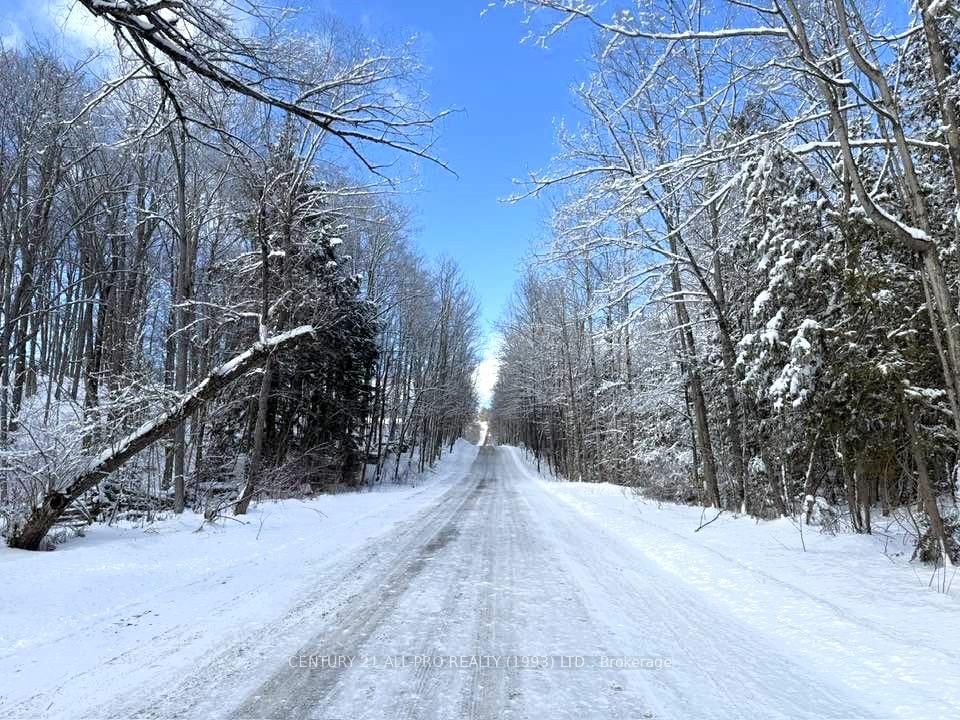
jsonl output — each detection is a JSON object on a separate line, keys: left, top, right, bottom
{"left": 69, "top": 452, "right": 481, "bottom": 720}
{"left": 458, "top": 466, "right": 508, "bottom": 720}
{"left": 392, "top": 452, "right": 496, "bottom": 720}
{"left": 232, "top": 454, "right": 491, "bottom": 719}
{"left": 504, "top": 449, "right": 877, "bottom": 719}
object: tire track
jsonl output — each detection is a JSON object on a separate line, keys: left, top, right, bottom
{"left": 233, "top": 453, "right": 492, "bottom": 720}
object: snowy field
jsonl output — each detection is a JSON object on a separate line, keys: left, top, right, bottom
{"left": 1, "top": 442, "right": 958, "bottom": 719}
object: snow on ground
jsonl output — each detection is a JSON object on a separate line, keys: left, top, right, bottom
{"left": 504, "top": 445, "right": 960, "bottom": 719}
{"left": 0, "top": 440, "right": 478, "bottom": 718}
{"left": 2, "top": 441, "right": 959, "bottom": 720}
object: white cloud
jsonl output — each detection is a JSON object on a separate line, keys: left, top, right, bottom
{"left": 1, "top": 1, "right": 112, "bottom": 54}
{"left": 473, "top": 333, "right": 502, "bottom": 408}
{"left": 48, "top": 0, "right": 113, "bottom": 51}
{"left": 2, "top": 20, "right": 24, "bottom": 49}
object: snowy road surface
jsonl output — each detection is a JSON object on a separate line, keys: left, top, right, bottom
{"left": 3, "top": 443, "right": 960, "bottom": 719}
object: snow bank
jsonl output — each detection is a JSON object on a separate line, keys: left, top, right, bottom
{"left": 0, "top": 440, "right": 479, "bottom": 718}
{"left": 503, "top": 445, "right": 960, "bottom": 719}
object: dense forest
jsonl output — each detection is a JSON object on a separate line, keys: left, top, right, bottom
{"left": 2, "top": 3, "right": 960, "bottom": 718}
{"left": 491, "top": 0, "right": 960, "bottom": 566}
{"left": 1, "top": 0, "right": 958, "bottom": 573}
{"left": 0, "top": 4, "right": 480, "bottom": 550}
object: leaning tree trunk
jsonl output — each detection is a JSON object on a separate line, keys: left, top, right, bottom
{"left": 7, "top": 326, "right": 316, "bottom": 551}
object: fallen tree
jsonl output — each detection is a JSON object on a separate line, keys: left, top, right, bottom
{"left": 7, "top": 326, "right": 316, "bottom": 551}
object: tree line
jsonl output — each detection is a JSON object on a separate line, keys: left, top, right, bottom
{"left": 491, "top": 0, "right": 960, "bottom": 567}
{"left": 0, "top": 3, "right": 479, "bottom": 550}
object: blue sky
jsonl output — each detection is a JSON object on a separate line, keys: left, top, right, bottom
{"left": 318, "top": 0, "right": 592, "bottom": 399}
{"left": 317, "top": 0, "right": 590, "bottom": 397}
{"left": 0, "top": 0, "right": 591, "bottom": 403}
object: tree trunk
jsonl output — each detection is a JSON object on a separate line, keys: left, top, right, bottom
{"left": 234, "top": 356, "right": 274, "bottom": 516}
{"left": 7, "top": 326, "right": 315, "bottom": 551}
{"left": 170, "top": 129, "right": 193, "bottom": 514}
{"left": 669, "top": 257, "right": 720, "bottom": 508}
{"left": 902, "top": 399, "right": 954, "bottom": 568}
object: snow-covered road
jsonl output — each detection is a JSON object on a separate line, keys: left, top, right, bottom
{"left": 3, "top": 444, "right": 959, "bottom": 719}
